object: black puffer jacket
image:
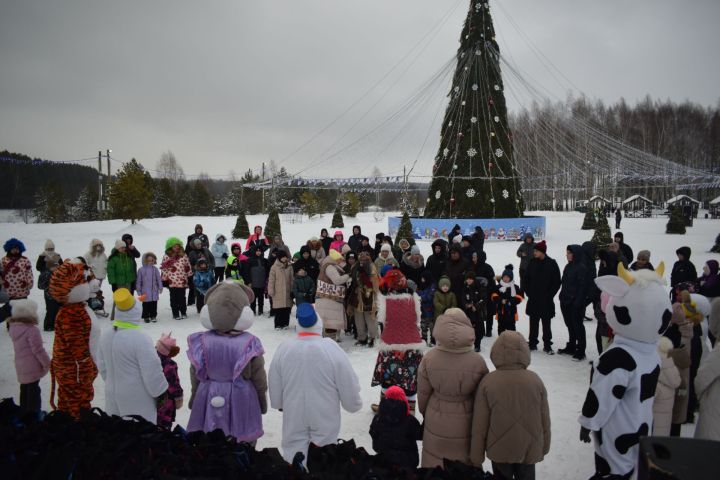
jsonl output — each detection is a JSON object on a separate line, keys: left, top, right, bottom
{"left": 293, "top": 246, "right": 320, "bottom": 281}
{"left": 559, "top": 245, "right": 589, "bottom": 308}
{"left": 445, "top": 247, "right": 469, "bottom": 300}
{"left": 348, "top": 225, "right": 364, "bottom": 253}
{"left": 471, "top": 226, "right": 485, "bottom": 253}
{"left": 598, "top": 250, "right": 619, "bottom": 277}
{"left": 671, "top": 246, "right": 698, "bottom": 288}
{"left": 369, "top": 398, "right": 423, "bottom": 469}
{"left": 581, "top": 241, "right": 599, "bottom": 305}
{"left": 613, "top": 232, "right": 633, "bottom": 266}
{"left": 426, "top": 239, "right": 448, "bottom": 282}
{"left": 524, "top": 254, "right": 561, "bottom": 318}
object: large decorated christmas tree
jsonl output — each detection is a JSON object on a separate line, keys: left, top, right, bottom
{"left": 425, "top": 0, "right": 522, "bottom": 219}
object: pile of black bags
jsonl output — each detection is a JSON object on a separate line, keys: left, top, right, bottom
{"left": 0, "top": 399, "right": 490, "bottom": 479}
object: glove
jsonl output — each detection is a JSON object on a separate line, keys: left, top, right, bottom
{"left": 222, "top": 253, "right": 228, "bottom": 259}
{"left": 175, "top": 397, "right": 184, "bottom": 410}
{"left": 580, "top": 426, "right": 591, "bottom": 443}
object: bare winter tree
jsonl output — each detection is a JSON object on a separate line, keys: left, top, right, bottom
{"left": 156, "top": 150, "right": 185, "bottom": 183}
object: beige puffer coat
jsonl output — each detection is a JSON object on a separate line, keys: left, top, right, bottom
{"left": 470, "top": 331, "right": 551, "bottom": 466}
{"left": 652, "top": 339, "right": 681, "bottom": 436}
{"left": 695, "top": 321, "right": 720, "bottom": 441}
{"left": 315, "top": 256, "right": 350, "bottom": 331}
{"left": 669, "top": 303, "right": 694, "bottom": 424}
{"left": 268, "top": 261, "right": 294, "bottom": 309}
{"left": 417, "top": 308, "right": 488, "bottom": 467}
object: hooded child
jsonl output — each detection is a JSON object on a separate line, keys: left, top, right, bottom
{"left": 156, "top": 333, "right": 184, "bottom": 429}
{"left": 491, "top": 265, "right": 524, "bottom": 334}
{"left": 8, "top": 299, "right": 50, "bottom": 414}
{"left": 107, "top": 238, "right": 136, "bottom": 292}
{"left": 369, "top": 385, "right": 423, "bottom": 470}
{"left": 210, "top": 234, "right": 230, "bottom": 284}
{"left": 187, "top": 282, "right": 267, "bottom": 443}
{"left": 471, "top": 331, "right": 551, "bottom": 479}
{"left": 292, "top": 265, "right": 316, "bottom": 307}
{"left": 329, "top": 230, "right": 347, "bottom": 254}
{"left": 371, "top": 269, "right": 424, "bottom": 413}
{"left": 136, "top": 252, "right": 163, "bottom": 323}
{"left": 193, "top": 259, "right": 215, "bottom": 313}
{"left": 269, "top": 303, "right": 362, "bottom": 462}
{"left": 419, "top": 308, "right": 489, "bottom": 468}
{"left": 97, "top": 289, "right": 168, "bottom": 423}
{"left": 49, "top": 261, "right": 100, "bottom": 418}
{"left": 226, "top": 242, "right": 249, "bottom": 285}
{"left": 84, "top": 239, "right": 108, "bottom": 284}
{"left": 1, "top": 238, "right": 34, "bottom": 323}
{"left": 160, "top": 237, "right": 193, "bottom": 320}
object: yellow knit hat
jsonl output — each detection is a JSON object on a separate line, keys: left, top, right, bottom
{"left": 329, "top": 249, "right": 343, "bottom": 261}
{"left": 113, "top": 288, "right": 136, "bottom": 311}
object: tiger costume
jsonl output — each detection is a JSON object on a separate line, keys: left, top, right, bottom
{"left": 49, "top": 262, "right": 98, "bottom": 418}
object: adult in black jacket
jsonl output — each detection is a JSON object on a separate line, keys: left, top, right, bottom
{"left": 369, "top": 387, "right": 423, "bottom": 469}
{"left": 670, "top": 246, "right": 698, "bottom": 290}
{"left": 613, "top": 232, "right": 633, "bottom": 266}
{"left": 444, "top": 244, "right": 469, "bottom": 303}
{"left": 425, "top": 239, "right": 448, "bottom": 282}
{"left": 293, "top": 246, "right": 320, "bottom": 281}
{"left": 470, "top": 250, "right": 496, "bottom": 334}
{"left": 470, "top": 225, "right": 485, "bottom": 254}
{"left": 400, "top": 246, "right": 424, "bottom": 287}
{"left": 558, "top": 244, "right": 590, "bottom": 361}
{"left": 524, "top": 241, "right": 561, "bottom": 353}
{"left": 373, "top": 232, "right": 385, "bottom": 258}
{"left": 581, "top": 241, "right": 600, "bottom": 315}
{"left": 357, "top": 236, "right": 375, "bottom": 260}
{"left": 348, "top": 225, "right": 364, "bottom": 253}
{"left": 185, "top": 224, "right": 210, "bottom": 253}
{"left": 448, "top": 224, "right": 462, "bottom": 246}
{"left": 319, "top": 228, "right": 333, "bottom": 256}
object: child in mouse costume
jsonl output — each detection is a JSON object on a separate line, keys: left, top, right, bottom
{"left": 187, "top": 281, "right": 268, "bottom": 443}
{"left": 49, "top": 260, "right": 101, "bottom": 418}
{"left": 579, "top": 263, "right": 671, "bottom": 479}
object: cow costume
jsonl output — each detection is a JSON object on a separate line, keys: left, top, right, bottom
{"left": 579, "top": 263, "right": 671, "bottom": 479}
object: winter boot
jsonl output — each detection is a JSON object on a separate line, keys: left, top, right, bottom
{"left": 367, "top": 338, "right": 374, "bottom": 348}
{"left": 371, "top": 392, "right": 386, "bottom": 413}
{"left": 557, "top": 343, "right": 575, "bottom": 355}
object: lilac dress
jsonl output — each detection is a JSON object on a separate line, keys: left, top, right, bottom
{"left": 186, "top": 331, "right": 264, "bottom": 441}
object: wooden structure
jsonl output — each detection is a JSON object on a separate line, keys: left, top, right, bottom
{"left": 622, "top": 194, "right": 654, "bottom": 218}
{"left": 666, "top": 195, "right": 701, "bottom": 219}
{"left": 709, "top": 196, "right": 720, "bottom": 218}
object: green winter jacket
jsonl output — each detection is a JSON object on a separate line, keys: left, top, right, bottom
{"left": 292, "top": 274, "right": 316, "bottom": 305}
{"left": 107, "top": 249, "right": 137, "bottom": 286}
{"left": 433, "top": 289, "right": 457, "bottom": 320}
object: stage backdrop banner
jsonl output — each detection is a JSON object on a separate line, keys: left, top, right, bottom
{"left": 388, "top": 217, "right": 546, "bottom": 242}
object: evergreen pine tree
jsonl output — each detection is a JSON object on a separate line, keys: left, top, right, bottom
{"left": 175, "top": 182, "right": 194, "bottom": 216}
{"left": 581, "top": 209, "right": 597, "bottom": 230}
{"left": 666, "top": 207, "right": 687, "bottom": 234}
{"left": 331, "top": 203, "right": 344, "bottom": 228}
{"left": 151, "top": 178, "right": 176, "bottom": 218}
{"left": 190, "top": 180, "right": 213, "bottom": 215}
{"left": 299, "top": 191, "right": 321, "bottom": 218}
{"left": 425, "top": 0, "right": 522, "bottom": 219}
{"left": 264, "top": 208, "right": 282, "bottom": 240}
{"left": 591, "top": 211, "right": 613, "bottom": 251}
{"left": 108, "top": 158, "right": 152, "bottom": 224}
{"left": 394, "top": 210, "right": 416, "bottom": 247}
{"left": 232, "top": 210, "right": 251, "bottom": 239}
{"left": 342, "top": 192, "right": 361, "bottom": 217}
{"left": 69, "top": 186, "right": 98, "bottom": 222}
{"left": 34, "top": 184, "right": 69, "bottom": 223}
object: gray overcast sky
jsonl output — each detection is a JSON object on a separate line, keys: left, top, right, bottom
{"left": 1, "top": 0, "right": 718, "bottom": 178}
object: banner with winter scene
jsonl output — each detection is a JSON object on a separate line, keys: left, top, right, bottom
{"left": 388, "top": 216, "right": 546, "bottom": 242}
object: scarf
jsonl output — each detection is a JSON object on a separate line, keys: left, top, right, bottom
{"left": 498, "top": 279, "right": 517, "bottom": 298}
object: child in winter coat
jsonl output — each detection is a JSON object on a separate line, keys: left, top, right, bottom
{"left": 462, "top": 272, "right": 487, "bottom": 352}
{"left": 84, "top": 239, "right": 107, "bottom": 284}
{"left": 330, "top": 230, "right": 347, "bottom": 253}
{"left": 417, "top": 271, "right": 436, "bottom": 346}
{"left": 491, "top": 265, "right": 524, "bottom": 334}
{"left": 193, "top": 259, "right": 215, "bottom": 313}
{"left": 292, "top": 266, "right": 316, "bottom": 306}
{"left": 226, "top": 243, "right": 249, "bottom": 284}
{"left": 156, "top": 333, "right": 184, "bottom": 429}
{"left": 432, "top": 276, "right": 457, "bottom": 345}
{"left": 210, "top": 234, "right": 230, "bottom": 284}
{"left": 136, "top": 252, "right": 163, "bottom": 323}
{"left": 107, "top": 239, "right": 137, "bottom": 292}
{"left": 8, "top": 299, "right": 50, "bottom": 414}
{"left": 1, "top": 238, "right": 34, "bottom": 323}
{"left": 38, "top": 254, "right": 62, "bottom": 331}
{"left": 653, "top": 337, "right": 681, "bottom": 436}
{"left": 161, "top": 237, "right": 193, "bottom": 320}
{"left": 369, "top": 385, "right": 423, "bottom": 469}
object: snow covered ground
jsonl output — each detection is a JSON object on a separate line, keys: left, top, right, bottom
{"left": 1, "top": 210, "right": 717, "bottom": 478}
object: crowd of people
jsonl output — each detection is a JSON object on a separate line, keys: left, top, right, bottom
{"left": 1, "top": 220, "right": 720, "bottom": 479}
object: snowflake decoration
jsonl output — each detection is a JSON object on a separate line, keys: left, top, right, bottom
{"left": 435, "top": 190, "right": 441, "bottom": 199}
{"left": 453, "top": 164, "right": 459, "bottom": 170}
{"left": 490, "top": 198, "right": 495, "bottom": 203}
{"left": 461, "top": 101, "right": 466, "bottom": 106}
{"left": 495, "top": 148, "right": 504, "bottom": 158}
{"left": 467, "top": 147, "right": 477, "bottom": 157}
{"left": 466, "top": 188, "right": 476, "bottom": 198}
{"left": 454, "top": 86, "right": 460, "bottom": 93}
{"left": 502, "top": 189, "right": 509, "bottom": 199}
{"left": 494, "top": 85, "right": 500, "bottom": 91}
{"left": 464, "top": 66, "right": 469, "bottom": 71}
{"left": 471, "top": 116, "right": 478, "bottom": 123}
{"left": 490, "top": 132, "right": 496, "bottom": 137}
{"left": 443, "top": 147, "right": 449, "bottom": 157}
{"left": 448, "top": 121, "right": 453, "bottom": 127}
{"left": 494, "top": 116, "right": 500, "bottom": 122}
{"left": 472, "top": 84, "right": 478, "bottom": 91}
{"left": 475, "top": 3, "right": 482, "bottom": 11}
{"left": 475, "top": 50, "right": 482, "bottom": 56}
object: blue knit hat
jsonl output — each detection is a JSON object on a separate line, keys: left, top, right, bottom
{"left": 3, "top": 238, "right": 26, "bottom": 254}
{"left": 501, "top": 264, "right": 514, "bottom": 281}
{"left": 296, "top": 303, "right": 318, "bottom": 328}
{"left": 380, "top": 264, "right": 394, "bottom": 278}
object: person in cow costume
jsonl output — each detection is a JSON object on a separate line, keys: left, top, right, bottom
{"left": 579, "top": 263, "right": 671, "bottom": 479}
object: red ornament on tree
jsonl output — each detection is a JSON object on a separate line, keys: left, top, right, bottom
{"left": 489, "top": 162, "right": 494, "bottom": 169}
{"left": 489, "top": 99, "right": 494, "bottom": 106}
{"left": 449, "top": 196, "right": 456, "bottom": 205}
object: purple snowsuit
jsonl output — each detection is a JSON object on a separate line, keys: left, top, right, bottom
{"left": 157, "top": 353, "right": 183, "bottom": 428}
{"left": 136, "top": 265, "right": 163, "bottom": 302}
{"left": 186, "top": 331, "right": 266, "bottom": 442}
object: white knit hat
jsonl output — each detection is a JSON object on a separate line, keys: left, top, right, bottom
{"left": 115, "top": 239, "right": 126, "bottom": 250}
{"left": 44, "top": 239, "right": 55, "bottom": 251}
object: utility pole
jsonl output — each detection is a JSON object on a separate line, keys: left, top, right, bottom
{"left": 261, "top": 162, "right": 266, "bottom": 213}
{"left": 98, "top": 150, "right": 103, "bottom": 212}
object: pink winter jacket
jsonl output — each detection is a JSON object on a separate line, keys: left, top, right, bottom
{"left": 9, "top": 321, "right": 51, "bottom": 384}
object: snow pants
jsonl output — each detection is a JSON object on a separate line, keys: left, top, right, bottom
{"left": 281, "top": 423, "right": 340, "bottom": 464}
{"left": 561, "top": 303, "right": 586, "bottom": 356}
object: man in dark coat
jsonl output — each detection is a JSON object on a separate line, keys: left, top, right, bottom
{"left": 348, "top": 225, "right": 364, "bottom": 253}
{"left": 524, "top": 241, "right": 561, "bottom": 354}
{"left": 516, "top": 233, "right": 535, "bottom": 292}
{"left": 472, "top": 250, "right": 496, "bottom": 335}
{"left": 373, "top": 233, "right": 385, "bottom": 258}
{"left": 615, "top": 208, "right": 622, "bottom": 229}
{"left": 445, "top": 244, "right": 469, "bottom": 306}
{"left": 581, "top": 241, "right": 599, "bottom": 320}
{"left": 185, "top": 224, "right": 210, "bottom": 253}
{"left": 425, "top": 239, "right": 448, "bottom": 283}
{"left": 470, "top": 225, "right": 485, "bottom": 254}
{"left": 613, "top": 232, "right": 633, "bottom": 266}
{"left": 670, "top": 246, "right": 698, "bottom": 290}
{"left": 558, "top": 244, "right": 590, "bottom": 361}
